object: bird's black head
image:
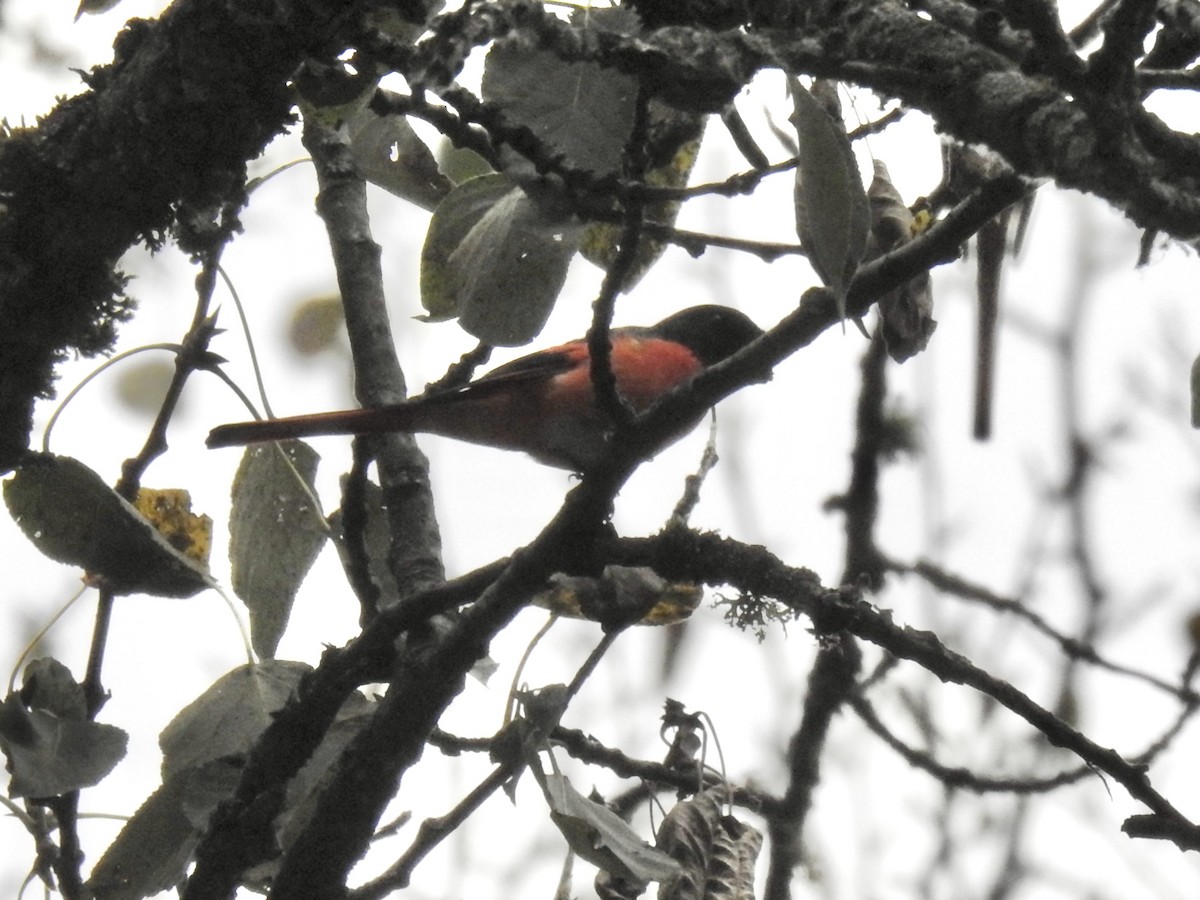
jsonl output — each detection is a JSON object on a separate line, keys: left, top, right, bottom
{"left": 652, "top": 305, "right": 764, "bottom": 366}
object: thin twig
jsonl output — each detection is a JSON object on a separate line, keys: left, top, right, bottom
{"left": 587, "top": 85, "right": 653, "bottom": 430}
{"left": 889, "top": 558, "right": 1200, "bottom": 704}
{"left": 350, "top": 764, "right": 515, "bottom": 900}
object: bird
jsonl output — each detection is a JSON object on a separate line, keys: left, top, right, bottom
{"left": 206, "top": 305, "right": 763, "bottom": 471}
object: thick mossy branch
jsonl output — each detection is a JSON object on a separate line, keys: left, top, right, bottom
{"left": 0, "top": 0, "right": 396, "bottom": 473}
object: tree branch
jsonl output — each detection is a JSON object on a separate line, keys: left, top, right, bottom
{"left": 0, "top": 0, "right": 387, "bottom": 473}
{"left": 300, "top": 111, "right": 446, "bottom": 607}
{"left": 763, "top": 636, "right": 861, "bottom": 900}
{"left": 604, "top": 529, "right": 1200, "bottom": 849}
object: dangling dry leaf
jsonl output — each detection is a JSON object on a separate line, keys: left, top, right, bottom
{"left": 866, "top": 161, "right": 936, "bottom": 362}
{"left": 657, "top": 789, "right": 763, "bottom": 900}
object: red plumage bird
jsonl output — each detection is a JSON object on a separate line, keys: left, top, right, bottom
{"left": 206, "top": 305, "right": 762, "bottom": 471}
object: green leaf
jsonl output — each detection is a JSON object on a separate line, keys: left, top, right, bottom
{"left": 159, "top": 660, "right": 311, "bottom": 778}
{"left": 19, "top": 657, "right": 87, "bottom": 720}
{"left": 91, "top": 667, "right": 370, "bottom": 898}
{"left": 454, "top": 188, "right": 583, "bottom": 345}
{"left": 790, "top": 80, "right": 870, "bottom": 316}
{"left": 329, "top": 477, "right": 399, "bottom": 610}
{"left": 866, "top": 160, "right": 936, "bottom": 361}
{"left": 347, "top": 106, "right": 453, "bottom": 212}
{"left": 481, "top": 8, "right": 640, "bottom": 178}
{"left": 420, "top": 174, "right": 516, "bottom": 322}
{"left": 229, "top": 442, "right": 327, "bottom": 659}
{"left": 420, "top": 174, "right": 583, "bottom": 346}
{"left": 114, "top": 357, "right": 175, "bottom": 416}
{"left": 288, "top": 294, "right": 344, "bottom": 357}
{"left": 580, "top": 106, "right": 706, "bottom": 287}
{"left": 0, "top": 695, "right": 128, "bottom": 797}
{"left": 436, "top": 139, "right": 493, "bottom": 184}
{"left": 531, "top": 766, "right": 681, "bottom": 885}
{"left": 271, "top": 691, "right": 376, "bottom": 854}
{"left": 3, "top": 453, "right": 215, "bottom": 598}
{"left": 85, "top": 758, "right": 242, "bottom": 900}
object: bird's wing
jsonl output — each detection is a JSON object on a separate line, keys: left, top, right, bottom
{"left": 417, "top": 340, "right": 590, "bottom": 404}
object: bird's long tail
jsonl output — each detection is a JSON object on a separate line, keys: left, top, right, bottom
{"left": 206, "top": 405, "right": 418, "bottom": 448}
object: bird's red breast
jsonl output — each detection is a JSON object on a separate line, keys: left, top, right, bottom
{"left": 521, "top": 334, "right": 706, "bottom": 411}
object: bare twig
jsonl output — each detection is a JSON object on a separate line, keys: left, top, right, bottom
{"left": 586, "top": 87, "right": 653, "bottom": 430}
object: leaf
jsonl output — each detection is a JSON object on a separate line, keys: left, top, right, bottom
{"left": 92, "top": 670, "right": 371, "bottom": 898}
{"left": 531, "top": 766, "right": 681, "bottom": 886}
{"left": 865, "top": 160, "right": 936, "bottom": 362}
{"left": 328, "top": 475, "right": 496, "bottom": 681}
{"left": 270, "top": 691, "right": 376, "bottom": 854}
{"left": 867, "top": 162, "right": 920, "bottom": 252}
{"left": 436, "top": 139, "right": 493, "bottom": 184}
{"left": 660, "top": 699, "right": 706, "bottom": 769}
{"left": 114, "top": 357, "right": 175, "bottom": 415}
{"left": 532, "top": 566, "right": 702, "bottom": 626}
{"left": 790, "top": 79, "right": 869, "bottom": 316}
{"left": 229, "top": 441, "right": 327, "bottom": 659}
{"left": 581, "top": 105, "right": 706, "bottom": 286}
{"left": 3, "top": 453, "right": 215, "bottom": 598}
{"left": 330, "top": 473, "right": 498, "bottom": 682}
{"left": 134, "top": 488, "right": 212, "bottom": 567}
{"left": 514, "top": 684, "right": 570, "bottom": 737}
{"left": 481, "top": 7, "right": 640, "bottom": 179}
{"left": 329, "top": 477, "right": 499, "bottom": 686}
{"left": 288, "top": 294, "right": 344, "bottom": 356}
{"left": 234, "top": 690, "right": 378, "bottom": 888}
{"left": 19, "top": 657, "right": 87, "bottom": 720}
{"left": 421, "top": 174, "right": 583, "bottom": 346}
{"left": 85, "top": 758, "right": 242, "bottom": 900}
{"left": 74, "top": 0, "right": 123, "bottom": 20}
{"left": 328, "top": 476, "right": 399, "bottom": 610}
{"left": 347, "top": 106, "right": 453, "bottom": 211}
{"left": 657, "top": 790, "right": 763, "bottom": 900}
{"left": 453, "top": 188, "right": 583, "bottom": 345}
{"left": 365, "top": 1, "right": 444, "bottom": 46}
{"left": 0, "top": 695, "right": 128, "bottom": 797}
{"left": 420, "top": 174, "right": 516, "bottom": 321}
{"left": 159, "top": 660, "right": 310, "bottom": 778}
